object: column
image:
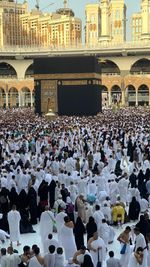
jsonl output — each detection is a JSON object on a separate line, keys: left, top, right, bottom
{"left": 108, "top": 90, "right": 112, "bottom": 107}
{"left": 121, "top": 90, "right": 125, "bottom": 106}
{"left": 6, "top": 92, "right": 8, "bottom": 108}
{"left": 22, "top": 92, "right": 25, "bottom": 106}
{"left": 31, "top": 90, "right": 33, "bottom": 107}
{"left": 149, "top": 90, "right": 150, "bottom": 106}
{"left": 19, "top": 91, "right": 21, "bottom": 107}
{"left": 136, "top": 89, "right": 138, "bottom": 106}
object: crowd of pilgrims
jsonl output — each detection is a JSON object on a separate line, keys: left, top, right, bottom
{"left": 0, "top": 107, "right": 150, "bottom": 267}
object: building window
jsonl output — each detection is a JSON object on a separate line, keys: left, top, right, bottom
{"left": 91, "top": 15, "right": 95, "bottom": 23}
{"left": 136, "top": 19, "right": 139, "bottom": 26}
{"left": 115, "top": 10, "right": 120, "bottom": 19}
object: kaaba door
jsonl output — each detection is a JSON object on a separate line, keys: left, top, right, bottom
{"left": 40, "top": 80, "right": 58, "bottom": 113}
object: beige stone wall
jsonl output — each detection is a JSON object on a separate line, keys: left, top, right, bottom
{"left": 102, "top": 74, "right": 150, "bottom": 91}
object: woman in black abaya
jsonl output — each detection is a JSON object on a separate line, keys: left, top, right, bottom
{"left": 82, "top": 255, "right": 94, "bottom": 267}
{"left": 38, "top": 180, "right": 49, "bottom": 217}
{"left": 0, "top": 187, "right": 9, "bottom": 214}
{"left": 86, "top": 216, "right": 97, "bottom": 242}
{"left": 49, "top": 179, "right": 56, "bottom": 209}
{"left": 18, "top": 189, "right": 28, "bottom": 213}
{"left": 128, "top": 196, "right": 140, "bottom": 221}
{"left": 8, "top": 187, "right": 19, "bottom": 209}
{"left": 28, "top": 187, "right": 37, "bottom": 225}
{"left": 74, "top": 216, "right": 85, "bottom": 250}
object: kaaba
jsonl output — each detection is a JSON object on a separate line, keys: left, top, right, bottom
{"left": 34, "top": 56, "right": 102, "bottom": 116}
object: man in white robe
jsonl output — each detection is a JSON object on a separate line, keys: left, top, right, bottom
{"left": 54, "top": 247, "right": 65, "bottom": 267}
{"left": 65, "top": 156, "right": 75, "bottom": 174}
{"left": 68, "top": 182, "right": 78, "bottom": 204}
{"left": 40, "top": 206, "right": 55, "bottom": 245}
{"left": 108, "top": 156, "right": 116, "bottom": 173}
{"left": 72, "top": 246, "right": 92, "bottom": 266}
{"left": 118, "top": 177, "right": 129, "bottom": 203}
{"left": 88, "top": 232, "right": 106, "bottom": 267}
{"left": 139, "top": 198, "right": 149, "bottom": 213}
{"left": 88, "top": 180, "right": 97, "bottom": 196}
{"left": 134, "top": 228, "right": 147, "bottom": 250}
{"left": 1, "top": 248, "right": 9, "bottom": 267}
{"left": 54, "top": 195, "right": 66, "bottom": 213}
{"left": 7, "top": 205, "right": 21, "bottom": 246}
{"left": 43, "top": 234, "right": 59, "bottom": 254}
{"left": 128, "top": 247, "right": 147, "bottom": 267}
{"left": 93, "top": 205, "right": 104, "bottom": 236}
{"left": 7, "top": 246, "right": 21, "bottom": 267}
{"left": 78, "top": 177, "right": 88, "bottom": 197}
{"left": 101, "top": 203, "right": 112, "bottom": 222}
{"left": 44, "top": 245, "right": 55, "bottom": 267}
{"left": 55, "top": 208, "right": 67, "bottom": 244}
{"left": 109, "top": 180, "right": 119, "bottom": 204}
{"left": 99, "top": 219, "right": 110, "bottom": 246}
{"left": 134, "top": 228, "right": 147, "bottom": 267}
{"left": 106, "top": 251, "right": 121, "bottom": 267}
{"left": 0, "top": 229, "right": 10, "bottom": 243}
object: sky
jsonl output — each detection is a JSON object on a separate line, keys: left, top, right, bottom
{"left": 27, "top": 0, "right": 141, "bottom": 40}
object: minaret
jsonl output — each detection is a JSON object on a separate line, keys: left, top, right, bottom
{"left": 85, "top": 2, "right": 100, "bottom": 46}
{"left": 99, "top": 0, "right": 111, "bottom": 42}
{"left": 141, "top": 0, "right": 150, "bottom": 40}
{"left": 23, "top": 0, "right": 28, "bottom": 12}
{"left": 110, "top": 0, "right": 127, "bottom": 43}
{"left": 64, "top": 0, "right": 68, "bottom": 9}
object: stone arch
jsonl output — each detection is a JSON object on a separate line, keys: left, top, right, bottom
{"left": 0, "top": 59, "right": 33, "bottom": 80}
{"left": 111, "top": 85, "right": 122, "bottom": 104}
{"left": 125, "top": 85, "right": 136, "bottom": 106}
{"left": 21, "top": 87, "right": 31, "bottom": 107}
{"left": 0, "top": 62, "right": 17, "bottom": 78}
{"left": 25, "top": 64, "right": 34, "bottom": 78}
{"left": 8, "top": 87, "right": 19, "bottom": 107}
{"left": 138, "top": 84, "right": 149, "bottom": 106}
{"left": 9, "top": 9, "right": 14, "bottom": 13}
{"left": 0, "top": 88, "right": 6, "bottom": 108}
{"left": 130, "top": 58, "right": 150, "bottom": 74}
{"left": 99, "top": 59, "right": 120, "bottom": 74}
{"left": 102, "top": 85, "right": 108, "bottom": 92}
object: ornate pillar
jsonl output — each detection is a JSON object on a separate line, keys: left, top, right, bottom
{"left": 121, "top": 90, "right": 125, "bottom": 106}
{"left": 0, "top": 92, "right": 2, "bottom": 108}
{"left": 6, "top": 92, "right": 8, "bottom": 108}
{"left": 108, "top": 90, "right": 112, "bottom": 107}
{"left": 136, "top": 89, "right": 138, "bottom": 106}
{"left": 19, "top": 91, "right": 21, "bottom": 107}
{"left": 22, "top": 92, "right": 25, "bottom": 106}
{"left": 31, "top": 90, "right": 33, "bottom": 107}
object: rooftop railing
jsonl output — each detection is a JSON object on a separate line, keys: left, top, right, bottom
{"left": 0, "top": 40, "right": 150, "bottom": 54}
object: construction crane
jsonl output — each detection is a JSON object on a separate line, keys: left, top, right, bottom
{"left": 35, "top": 0, "right": 40, "bottom": 10}
{"left": 41, "top": 3, "right": 55, "bottom": 11}
{"left": 35, "top": 1, "right": 55, "bottom": 11}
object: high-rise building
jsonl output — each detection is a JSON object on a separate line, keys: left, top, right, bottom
{"left": 85, "top": 0, "right": 126, "bottom": 46}
{"left": 0, "top": 0, "right": 82, "bottom": 47}
{"left": 131, "top": 0, "right": 150, "bottom": 42}
{"left": 0, "top": 0, "right": 28, "bottom": 46}
{"left": 131, "top": 13, "right": 142, "bottom": 42}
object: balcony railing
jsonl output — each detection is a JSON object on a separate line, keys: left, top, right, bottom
{"left": 0, "top": 40, "right": 150, "bottom": 53}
